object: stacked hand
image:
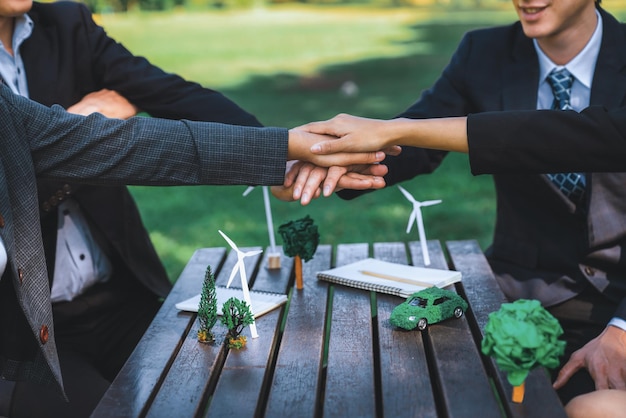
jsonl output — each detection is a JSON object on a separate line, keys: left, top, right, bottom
{"left": 281, "top": 115, "right": 402, "bottom": 205}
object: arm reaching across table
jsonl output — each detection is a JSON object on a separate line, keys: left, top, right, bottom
{"left": 303, "top": 107, "right": 626, "bottom": 176}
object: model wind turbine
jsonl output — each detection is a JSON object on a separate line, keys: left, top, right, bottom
{"left": 219, "top": 230, "right": 263, "bottom": 338}
{"left": 243, "top": 186, "right": 281, "bottom": 269}
{"left": 398, "top": 185, "right": 442, "bottom": 266}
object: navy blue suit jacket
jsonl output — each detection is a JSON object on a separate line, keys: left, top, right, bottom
{"left": 468, "top": 106, "right": 626, "bottom": 174}
{"left": 342, "top": 7, "right": 626, "bottom": 318}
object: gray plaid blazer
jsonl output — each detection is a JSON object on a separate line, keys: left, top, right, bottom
{"left": 0, "top": 84, "right": 287, "bottom": 392}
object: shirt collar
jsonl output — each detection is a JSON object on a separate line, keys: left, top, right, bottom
{"left": 13, "top": 13, "right": 34, "bottom": 52}
{"left": 534, "top": 8, "right": 602, "bottom": 89}
{"left": 0, "top": 14, "right": 33, "bottom": 55}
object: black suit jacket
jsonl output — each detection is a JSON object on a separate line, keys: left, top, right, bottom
{"left": 342, "top": 8, "right": 626, "bottom": 317}
{"left": 467, "top": 106, "right": 626, "bottom": 174}
{"left": 22, "top": 1, "right": 262, "bottom": 298}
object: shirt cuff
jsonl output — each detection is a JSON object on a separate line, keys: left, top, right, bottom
{"left": 608, "top": 317, "right": 626, "bottom": 332}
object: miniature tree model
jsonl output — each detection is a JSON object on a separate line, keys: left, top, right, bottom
{"left": 278, "top": 215, "right": 319, "bottom": 290}
{"left": 220, "top": 297, "right": 254, "bottom": 349}
{"left": 197, "top": 266, "right": 218, "bottom": 343}
{"left": 481, "top": 299, "right": 565, "bottom": 403}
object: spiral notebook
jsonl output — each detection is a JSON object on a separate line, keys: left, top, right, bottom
{"left": 175, "top": 286, "right": 288, "bottom": 318}
{"left": 317, "top": 258, "right": 461, "bottom": 298}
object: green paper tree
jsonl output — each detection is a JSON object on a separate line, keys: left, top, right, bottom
{"left": 220, "top": 297, "right": 254, "bottom": 349}
{"left": 197, "top": 266, "right": 218, "bottom": 343}
{"left": 481, "top": 299, "right": 565, "bottom": 403}
{"left": 278, "top": 215, "right": 319, "bottom": 290}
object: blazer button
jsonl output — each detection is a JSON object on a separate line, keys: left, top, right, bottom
{"left": 584, "top": 266, "right": 595, "bottom": 276}
{"left": 63, "top": 184, "right": 72, "bottom": 195}
{"left": 39, "top": 325, "right": 49, "bottom": 344}
{"left": 42, "top": 201, "right": 51, "bottom": 212}
{"left": 0, "top": 213, "right": 4, "bottom": 227}
{"left": 17, "top": 268, "right": 24, "bottom": 284}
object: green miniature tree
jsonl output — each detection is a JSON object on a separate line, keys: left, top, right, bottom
{"left": 278, "top": 215, "right": 319, "bottom": 290}
{"left": 197, "top": 265, "right": 218, "bottom": 343}
{"left": 220, "top": 297, "right": 254, "bottom": 349}
{"left": 481, "top": 299, "right": 565, "bottom": 403}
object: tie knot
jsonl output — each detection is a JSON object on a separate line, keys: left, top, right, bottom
{"left": 547, "top": 68, "right": 574, "bottom": 110}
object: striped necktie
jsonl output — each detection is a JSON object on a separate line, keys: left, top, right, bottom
{"left": 545, "top": 68, "right": 586, "bottom": 203}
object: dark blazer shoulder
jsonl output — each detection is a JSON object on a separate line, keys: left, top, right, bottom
{"left": 456, "top": 21, "right": 533, "bottom": 65}
{"left": 29, "top": 1, "right": 90, "bottom": 25}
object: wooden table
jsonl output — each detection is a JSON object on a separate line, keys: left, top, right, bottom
{"left": 92, "top": 240, "right": 567, "bottom": 418}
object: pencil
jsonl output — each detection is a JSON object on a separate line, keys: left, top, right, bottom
{"left": 358, "top": 270, "right": 434, "bottom": 288}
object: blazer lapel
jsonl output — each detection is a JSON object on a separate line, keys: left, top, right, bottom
{"left": 21, "top": 8, "right": 60, "bottom": 105}
{"left": 590, "top": 8, "right": 626, "bottom": 107}
{"left": 502, "top": 24, "right": 540, "bottom": 111}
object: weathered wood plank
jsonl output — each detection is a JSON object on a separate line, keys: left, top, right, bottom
{"left": 446, "top": 240, "right": 567, "bottom": 418}
{"left": 373, "top": 242, "right": 438, "bottom": 418}
{"left": 251, "top": 247, "right": 293, "bottom": 294}
{"left": 145, "top": 248, "right": 285, "bottom": 418}
{"left": 409, "top": 241, "right": 502, "bottom": 418}
{"left": 92, "top": 247, "right": 227, "bottom": 418}
{"left": 264, "top": 245, "right": 332, "bottom": 417}
{"left": 204, "top": 249, "right": 290, "bottom": 417}
{"left": 323, "top": 243, "right": 377, "bottom": 417}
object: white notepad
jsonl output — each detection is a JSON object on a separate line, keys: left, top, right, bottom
{"left": 317, "top": 258, "right": 461, "bottom": 298}
{"left": 175, "top": 286, "right": 288, "bottom": 318}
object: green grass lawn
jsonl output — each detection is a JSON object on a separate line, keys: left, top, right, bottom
{"left": 99, "top": 4, "right": 626, "bottom": 281}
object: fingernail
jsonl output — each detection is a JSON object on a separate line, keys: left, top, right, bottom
{"left": 293, "top": 187, "right": 301, "bottom": 198}
{"left": 323, "top": 185, "right": 331, "bottom": 196}
{"left": 311, "top": 144, "right": 321, "bottom": 153}
{"left": 375, "top": 151, "right": 385, "bottom": 160}
{"left": 302, "top": 192, "right": 309, "bottom": 203}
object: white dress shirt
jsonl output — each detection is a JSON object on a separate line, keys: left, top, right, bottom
{"left": 0, "top": 14, "right": 32, "bottom": 97}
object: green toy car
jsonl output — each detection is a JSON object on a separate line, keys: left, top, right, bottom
{"left": 390, "top": 287, "right": 468, "bottom": 331}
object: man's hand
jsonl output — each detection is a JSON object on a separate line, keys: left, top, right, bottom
{"left": 272, "top": 161, "right": 387, "bottom": 205}
{"left": 67, "top": 89, "right": 139, "bottom": 119}
{"left": 554, "top": 326, "right": 626, "bottom": 391}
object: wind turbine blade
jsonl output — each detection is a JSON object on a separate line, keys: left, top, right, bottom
{"left": 238, "top": 265, "right": 258, "bottom": 338}
{"left": 421, "top": 200, "right": 442, "bottom": 207}
{"left": 397, "top": 185, "right": 416, "bottom": 203}
{"left": 242, "top": 186, "right": 255, "bottom": 197}
{"left": 244, "top": 250, "right": 263, "bottom": 257}
{"left": 218, "top": 230, "right": 239, "bottom": 252}
{"left": 226, "top": 262, "right": 240, "bottom": 288}
{"left": 406, "top": 209, "right": 417, "bottom": 233}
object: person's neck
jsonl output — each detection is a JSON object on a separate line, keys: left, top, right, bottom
{"left": 0, "top": 16, "right": 15, "bottom": 56}
{"left": 536, "top": 6, "right": 598, "bottom": 66}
